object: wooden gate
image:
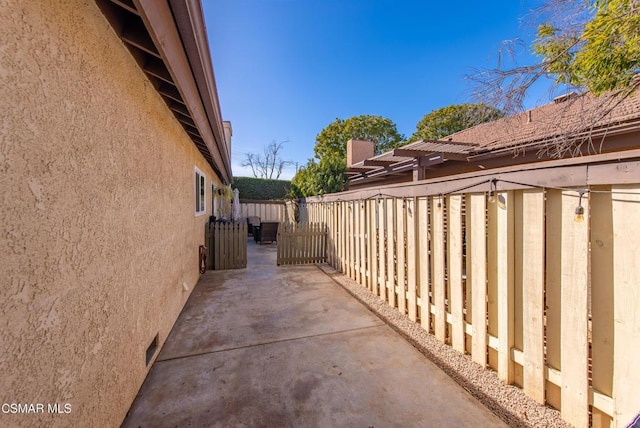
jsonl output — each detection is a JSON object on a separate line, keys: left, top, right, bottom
{"left": 277, "top": 223, "right": 326, "bottom": 265}
{"left": 206, "top": 222, "right": 247, "bottom": 270}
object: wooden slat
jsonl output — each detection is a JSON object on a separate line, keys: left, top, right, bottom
{"left": 369, "top": 200, "right": 378, "bottom": 295}
{"left": 521, "top": 190, "right": 545, "bottom": 403}
{"left": 359, "top": 201, "right": 366, "bottom": 286}
{"left": 469, "top": 193, "right": 487, "bottom": 366}
{"left": 418, "top": 197, "right": 430, "bottom": 331}
{"left": 486, "top": 194, "right": 499, "bottom": 370}
{"left": 378, "top": 199, "right": 387, "bottom": 300}
{"left": 431, "top": 195, "right": 446, "bottom": 342}
{"left": 354, "top": 202, "right": 361, "bottom": 283}
{"left": 560, "top": 190, "right": 589, "bottom": 428}
{"left": 406, "top": 198, "right": 418, "bottom": 321}
{"left": 545, "top": 190, "right": 562, "bottom": 409}
{"left": 611, "top": 185, "right": 640, "bottom": 428}
{"left": 448, "top": 194, "right": 465, "bottom": 352}
{"left": 386, "top": 198, "right": 396, "bottom": 308}
{"left": 396, "top": 198, "right": 406, "bottom": 315}
{"left": 496, "top": 191, "right": 515, "bottom": 383}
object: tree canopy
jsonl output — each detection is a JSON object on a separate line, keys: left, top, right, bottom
{"left": 314, "top": 115, "right": 405, "bottom": 160}
{"left": 291, "top": 115, "right": 404, "bottom": 197}
{"left": 408, "top": 103, "right": 504, "bottom": 142}
{"left": 289, "top": 155, "right": 346, "bottom": 198}
{"left": 471, "top": 0, "right": 640, "bottom": 114}
{"left": 533, "top": 0, "right": 640, "bottom": 96}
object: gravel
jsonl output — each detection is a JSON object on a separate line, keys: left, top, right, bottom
{"left": 317, "top": 263, "right": 569, "bottom": 428}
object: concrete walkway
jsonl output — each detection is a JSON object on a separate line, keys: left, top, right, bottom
{"left": 122, "top": 240, "right": 506, "bottom": 427}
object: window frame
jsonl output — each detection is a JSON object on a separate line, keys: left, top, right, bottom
{"left": 194, "top": 166, "right": 206, "bottom": 216}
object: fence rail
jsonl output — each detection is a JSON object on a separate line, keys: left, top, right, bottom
{"left": 207, "top": 222, "right": 247, "bottom": 270}
{"left": 301, "top": 181, "right": 640, "bottom": 428}
{"left": 277, "top": 223, "right": 327, "bottom": 266}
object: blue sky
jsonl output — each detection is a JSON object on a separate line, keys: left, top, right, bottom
{"left": 204, "top": 1, "right": 549, "bottom": 180}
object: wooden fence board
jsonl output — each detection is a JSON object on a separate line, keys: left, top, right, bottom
{"left": 545, "top": 190, "right": 562, "bottom": 409}
{"left": 406, "top": 198, "right": 418, "bottom": 322}
{"left": 378, "top": 199, "right": 387, "bottom": 300}
{"left": 522, "top": 190, "right": 545, "bottom": 403}
{"left": 354, "top": 202, "right": 361, "bottom": 283}
{"left": 431, "top": 195, "right": 446, "bottom": 342}
{"left": 386, "top": 198, "right": 396, "bottom": 308}
{"left": 369, "top": 200, "right": 377, "bottom": 294}
{"left": 396, "top": 198, "right": 407, "bottom": 315}
{"left": 590, "top": 187, "right": 614, "bottom": 427}
{"left": 496, "top": 191, "right": 515, "bottom": 383}
{"left": 560, "top": 190, "right": 589, "bottom": 428}
{"left": 448, "top": 194, "right": 465, "bottom": 352}
{"left": 418, "top": 197, "right": 430, "bottom": 331}
{"left": 469, "top": 193, "right": 487, "bottom": 366}
{"left": 611, "top": 185, "right": 640, "bottom": 428}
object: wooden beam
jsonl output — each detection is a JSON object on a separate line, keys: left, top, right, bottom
{"left": 109, "top": 0, "right": 138, "bottom": 15}
{"left": 158, "top": 83, "right": 183, "bottom": 103}
{"left": 394, "top": 148, "right": 431, "bottom": 158}
{"left": 121, "top": 21, "right": 161, "bottom": 57}
{"left": 143, "top": 56, "right": 173, "bottom": 84}
{"left": 363, "top": 159, "right": 396, "bottom": 166}
{"left": 418, "top": 154, "right": 445, "bottom": 168}
{"left": 176, "top": 114, "right": 196, "bottom": 129}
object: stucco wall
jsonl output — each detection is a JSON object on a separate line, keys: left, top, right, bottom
{"left": 0, "top": 1, "right": 222, "bottom": 426}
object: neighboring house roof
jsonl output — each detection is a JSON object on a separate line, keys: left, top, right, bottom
{"left": 348, "top": 89, "right": 640, "bottom": 185}
{"left": 96, "top": 0, "right": 232, "bottom": 184}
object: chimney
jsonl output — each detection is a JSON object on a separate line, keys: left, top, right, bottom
{"left": 346, "top": 139, "right": 374, "bottom": 168}
{"left": 223, "top": 121, "right": 232, "bottom": 153}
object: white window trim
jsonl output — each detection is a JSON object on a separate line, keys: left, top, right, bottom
{"left": 194, "top": 166, "right": 206, "bottom": 216}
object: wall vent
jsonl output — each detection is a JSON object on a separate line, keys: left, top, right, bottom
{"left": 145, "top": 333, "right": 159, "bottom": 366}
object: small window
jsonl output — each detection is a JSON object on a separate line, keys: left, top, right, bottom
{"left": 195, "top": 167, "right": 206, "bottom": 215}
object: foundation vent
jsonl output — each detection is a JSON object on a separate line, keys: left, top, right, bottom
{"left": 146, "top": 333, "right": 159, "bottom": 366}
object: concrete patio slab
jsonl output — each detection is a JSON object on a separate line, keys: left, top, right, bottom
{"left": 122, "top": 239, "right": 506, "bottom": 427}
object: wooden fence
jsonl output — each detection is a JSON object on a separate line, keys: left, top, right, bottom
{"left": 239, "top": 201, "right": 292, "bottom": 223}
{"left": 277, "top": 223, "right": 327, "bottom": 266}
{"left": 207, "top": 222, "right": 247, "bottom": 270}
{"left": 301, "top": 181, "right": 640, "bottom": 428}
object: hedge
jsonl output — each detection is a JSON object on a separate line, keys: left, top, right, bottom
{"left": 232, "top": 176, "right": 291, "bottom": 200}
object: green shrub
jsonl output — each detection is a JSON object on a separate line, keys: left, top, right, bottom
{"left": 232, "top": 177, "right": 291, "bottom": 200}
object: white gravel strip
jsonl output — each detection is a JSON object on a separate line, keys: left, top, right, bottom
{"left": 317, "top": 263, "right": 569, "bottom": 428}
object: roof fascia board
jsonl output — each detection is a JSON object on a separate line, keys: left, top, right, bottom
{"left": 169, "top": 0, "right": 232, "bottom": 179}
{"left": 134, "top": 0, "right": 231, "bottom": 183}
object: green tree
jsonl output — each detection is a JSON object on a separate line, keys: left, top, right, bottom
{"left": 314, "top": 115, "right": 405, "bottom": 160}
{"left": 409, "top": 103, "right": 504, "bottom": 142}
{"left": 289, "top": 155, "right": 346, "bottom": 197}
{"left": 291, "top": 115, "right": 404, "bottom": 197}
{"left": 533, "top": 0, "right": 640, "bottom": 96}
{"left": 471, "top": 0, "right": 640, "bottom": 113}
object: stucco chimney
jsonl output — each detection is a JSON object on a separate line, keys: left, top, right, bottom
{"left": 223, "top": 121, "right": 232, "bottom": 153}
{"left": 346, "top": 139, "right": 374, "bottom": 167}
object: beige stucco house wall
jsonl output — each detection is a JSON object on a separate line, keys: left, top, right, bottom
{"left": 0, "top": 0, "right": 227, "bottom": 426}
